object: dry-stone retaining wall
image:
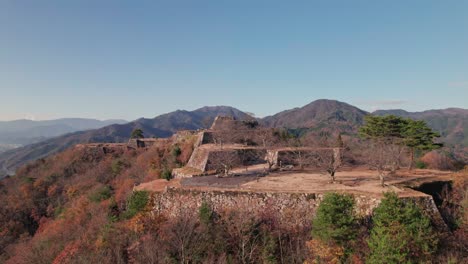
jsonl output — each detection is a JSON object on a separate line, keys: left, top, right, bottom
{"left": 152, "top": 188, "right": 448, "bottom": 231}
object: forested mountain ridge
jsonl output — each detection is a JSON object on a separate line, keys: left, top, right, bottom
{"left": 1, "top": 100, "right": 467, "bottom": 178}
{"left": 0, "top": 106, "right": 251, "bottom": 177}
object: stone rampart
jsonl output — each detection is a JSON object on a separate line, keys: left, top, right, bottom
{"left": 151, "top": 188, "right": 448, "bottom": 231}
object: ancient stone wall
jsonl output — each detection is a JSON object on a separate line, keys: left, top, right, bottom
{"left": 204, "top": 149, "right": 267, "bottom": 171}
{"left": 184, "top": 148, "right": 267, "bottom": 174}
{"left": 200, "top": 131, "right": 214, "bottom": 145}
{"left": 127, "top": 138, "right": 161, "bottom": 149}
{"left": 185, "top": 147, "right": 211, "bottom": 172}
{"left": 75, "top": 143, "right": 128, "bottom": 153}
{"left": 210, "top": 116, "right": 248, "bottom": 130}
{"left": 172, "top": 130, "right": 198, "bottom": 141}
{"left": 269, "top": 148, "right": 342, "bottom": 168}
{"left": 201, "top": 130, "right": 264, "bottom": 145}
{"left": 152, "top": 188, "right": 448, "bottom": 231}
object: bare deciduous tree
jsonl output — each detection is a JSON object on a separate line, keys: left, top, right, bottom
{"left": 163, "top": 208, "right": 206, "bottom": 263}
{"left": 222, "top": 210, "right": 262, "bottom": 264}
{"left": 359, "top": 115, "right": 408, "bottom": 187}
{"left": 284, "top": 136, "right": 312, "bottom": 170}
{"left": 209, "top": 150, "right": 241, "bottom": 176}
{"left": 256, "top": 128, "right": 280, "bottom": 148}
{"left": 311, "top": 148, "right": 343, "bottom": 183}
{"left": 310, "top": 133, "right": 345, "bottom": 183}
{"left": 364, "top": 138, "right": 405, "bottom": 186}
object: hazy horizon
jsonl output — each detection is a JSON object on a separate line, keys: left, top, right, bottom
{"left": 1, "top": 99, "right": 467, "bottom": 122}
{"left": 1, "top": 1, "right": 467, "bottom": 121}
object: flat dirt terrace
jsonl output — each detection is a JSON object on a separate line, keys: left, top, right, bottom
{"left": 135, "top": 166, "right": 453, "bottom": 198}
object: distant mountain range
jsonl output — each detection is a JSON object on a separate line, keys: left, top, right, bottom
{"left": 0, "top": 118, "right": 127, "bottom": 148}
{"left": 0, "top": 100, "right": 466, "bottom": 178}
{"left": 0, "top": 107, "right": 250, "bottom": 176}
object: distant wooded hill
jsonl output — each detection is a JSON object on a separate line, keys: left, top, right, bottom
{"left": 0, "top": 118, "right": 127, "bottom": 148}
{"left": 1, "top": 100, "right": 466, "bottom": 178}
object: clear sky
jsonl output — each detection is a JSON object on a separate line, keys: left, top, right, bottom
{"left": 1, "top": 1, "right": 467, "bottom": 121}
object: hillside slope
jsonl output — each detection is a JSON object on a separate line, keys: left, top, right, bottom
{"left": 2, "top": 101, "right": 467, "bottom": 178}
{"left": 0, "top": 107, "right": 250, "bottom": 177}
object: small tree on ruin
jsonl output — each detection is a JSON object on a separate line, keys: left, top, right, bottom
{"left": 130, "top": 128, "right": 144, "bottom": 139}
{"left": 402, "top": 119, "right": 442, "bottom": 170}
{"left": 209, "top": 150, "right": 241, "bottom": 177}
{"left": 359, "top": 115, "right": 407, "bottom": 187}
{"left": 256, "top": 128, "right": 280, "bottom": 148}
{"left": 311, "top": 133, "right": 345, "bottom": 183}
{"left": 211, "top": 130, "right": 239, "bottom": 148}
{"left": 284, "top": 132, "right": 313, "bottom": 170}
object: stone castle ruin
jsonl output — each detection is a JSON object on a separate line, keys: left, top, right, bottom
{"left": 127, "top": 138, "right": 160, "bottom": 149}
{"left": 75, "top": 133, "right": 184, "bottom": 153}
{"left": 72, "top": 115, "right": 456, "bottom": 234}
{"left": 77, "top": 115, "right": 453, "bottom": 232}
{"left": 173, "top": 116, "right": 342, "bottom": 178}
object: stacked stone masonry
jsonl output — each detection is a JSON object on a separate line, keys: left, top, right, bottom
{"left": 152, "top": 188, "right": 448, "bottom": 231}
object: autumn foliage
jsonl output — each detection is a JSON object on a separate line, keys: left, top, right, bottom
{"left": 0, "top": 132, "right": 466, "bottom": 263}
{"left": 0, "top": 136, "right": 194, "bottom": 263}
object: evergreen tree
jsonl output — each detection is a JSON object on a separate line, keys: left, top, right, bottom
{"left": 131, "top": 128, "right": 144, "bottom": 139}
{"left": 359, "top": 115, "right": 408, "bottom": 186}
{"left": 367, "top": 192, "right": 438, "bottom": 263}
{"left": 312, "top": 193, "right": 357, "bottom": 246}
{"left": 198, "top": 201, "right": 214, "bottom": 226}
{"left": 359, "top": 115, "right": 408, "bottom": 141}
{"left": 403, "top": 119, "right": 441, "bottom": 170}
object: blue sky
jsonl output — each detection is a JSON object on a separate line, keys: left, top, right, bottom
{"left": 1, "top": 1, "right": 467, "bottom": 121}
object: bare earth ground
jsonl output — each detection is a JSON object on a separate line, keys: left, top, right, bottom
{"left": 136, "top": 164, "right": 453, "bottom": 198}
{"left": 240, "top": 169, "right": 450, "bottom": 198}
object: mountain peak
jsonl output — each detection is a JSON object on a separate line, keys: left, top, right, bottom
{"left": 303, "top": 99, "right": 361, "bottom": 111}
{"left": 262, "top": 99, "right": 368, "bottom": 129}
{"left": 194, "top": 105, "right": 241, "bottom": 112}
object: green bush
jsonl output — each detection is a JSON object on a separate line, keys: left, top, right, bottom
{"left": 111, "top": 159, "right": 129, "bottom": 175}
{"left": 54, "top": 206, "right": 65, "bottom": 218}
{"left": 312, "top": 192, "right": 357, "bottom": 246}
{"left": 89, "top": 186, "right": 112, "bottom": 202}
{"left": 367, "top": 192, "right": 438, "bottom": 263}
{"left": 122, "top": 191, "right": 149, "bottom": 219}
{"left": 161, "top": 169, "right": 172, "bottom": 181}
{"left": 415, "top": 160, "right": 427, "bottom": 169}
{"left": 108, "top": 198, "right": 119, "bottom": 222}
{"left": 172, "top": 145, "right": 182, "bottom": 157}
{"left": 261, "top": 231, "right": 277, "bottom": 264}
{"left": 199, "top": 201, "right": 214, "bottom": 226}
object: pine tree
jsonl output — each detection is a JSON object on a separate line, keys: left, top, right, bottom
{"left": 130, "top": 128, "right": 144, "bottom": 139}
{"left": 403, "top": 119, "right": 441, "bottom": 170}
{"left": 312, "top": 193, "right": 357, "bottom": 246}
{"left": 359, "top": 115, "right": 408, "bottom": 186}
{"left": 367, "top": 192, "right": 438, "bottom": 263}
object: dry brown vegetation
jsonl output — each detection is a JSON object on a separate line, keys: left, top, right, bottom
{"left": 0, "top": 137, "right": 194, "bottom": 263}
{"left": 0, "top": 119, "right": 466, "bottom": 263}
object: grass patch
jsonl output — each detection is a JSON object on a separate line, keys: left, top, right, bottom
{"left": 122, "top": 191, "right": 149, "bottom": 219}
{"left": 89, "top": 185, "right": 112, "bottom": 202}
